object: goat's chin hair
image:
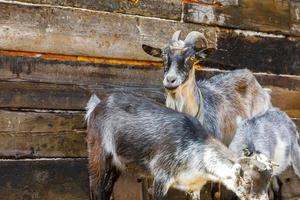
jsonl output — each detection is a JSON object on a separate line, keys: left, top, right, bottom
{"left": 165, "top": 88, "right": 179, "bottom": 95}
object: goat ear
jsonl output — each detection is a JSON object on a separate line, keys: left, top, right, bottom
{"left": 142, "top": 44, "right": 162, "bottom": 58}
{"left": 194, "top": 48, "right": 215, "bottom": 61}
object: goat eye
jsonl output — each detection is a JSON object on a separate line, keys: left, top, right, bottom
{"left": 189, "top": 56, "right": 197, "bottom": 63}
{"left": 164, "top": 65, "right": 170, "bottom": 73}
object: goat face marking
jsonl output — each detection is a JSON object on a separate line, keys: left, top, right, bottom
{"left": 142, "top": 31, "right": 214, "bottom": 90}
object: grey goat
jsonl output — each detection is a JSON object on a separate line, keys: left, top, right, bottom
{"left": 142, "top": 31, "right": 271, "bottom": 145}
{"left": 86, "top": 93, "right": 274, "bottom": 200}
{"left": 229, "top": 107, "right": 300, "bottom": 197}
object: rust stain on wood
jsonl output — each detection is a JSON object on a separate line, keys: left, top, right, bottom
{"left": 0, "top": 50, "right": 205, "bottom": 70}
{"left": 0, "top": 50, "right": 162, "bottom": 67}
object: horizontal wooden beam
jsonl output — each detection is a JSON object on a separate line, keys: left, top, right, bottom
{"left": 0, "top": 50, "right": 162, "bottom": 67}
{"left": 0, "top": 110, "right": 85, "bottom": 132}
{"left": 0, "top": 81, "right": 165, "bottom": 110}
{"left": 0, "top": 158, "right": 89, "bottom": 200}
{"left": 0, "top": 131, "right": 87, "bottom": 158}
{"left": 0, "top": 110, "right": 86, "bottom": 158}
{"left": 290, "top": 0, "right": 300, "bottom": 35}
{"left": 2, "top": 0, "right": 182, "bottom": 20}
{"left": 0, "top": 2, "right": 299, "bottom": 74}
{"left": 0, "top": 54, "right": 164, "bottom": 87}
{"left": 0, "top": 1, "right": 217, "bottom": 61}
{"left": 1, "top": 53, "right": 299, "bottom": 89}
{"left": 184, "top": 0, "right": 294, "bottom": 36}
{"left": 0, "top": 158, "right": 147, "bottom": 200}
{"left": 0, "top": 81, "right": 90, "bottom": 110}
{"left": 202, "top": 31, "right": 300, "bottom": 75}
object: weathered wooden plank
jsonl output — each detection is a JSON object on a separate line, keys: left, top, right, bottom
{"left": 0, "top": 159, "right": 90, "bottom": 200}
{"left": 0, "top": 81, "right": 165, "bottom": 110}
{"left": 269, "top": 86, "right": 300, "bottom": 118}
{"left": 202, "top": 31, "right": 300, "bottom": 75}
{"left": 290, "top": 0, "right": 300, "bottom": 36}
{"left": 0, "top": 158, "right": 149, "bottom": 200}
{"left": 184, "top": 0, "right": 293, "bottom": 36}
{"left": 1, "top": 53, "right": 299, "bottom": 89}
{"left": 0, "top": 131, "right": 86, "bottom": 158}
{"left": 0, "top": 110, "right": 86, "bottom": 158}
{"left": 0, "top": 54, "right": 164, "bottom": 87}
{"left": 2, "top": 0, "right": 182, "bottom": 20}
{"left": 0, "top": 81, "right": 90, "bottom": 110}
{"left": 0, "top": 110, "right": 85, "bottom": 132}
{"left": 0, "top": 1, "right": 299, "bottom": 75}
{"left": 0, "top": 110, "right": 87, "bottom": 158}
{"left": 0, "top": 1, "right": 216, "bottom": 61}
{"left": 1, "top": 30, "right": 300, "bottom": 77}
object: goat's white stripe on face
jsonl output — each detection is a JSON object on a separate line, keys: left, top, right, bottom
{"left": 163, "top": 62, "right": 184, "bottom": 87}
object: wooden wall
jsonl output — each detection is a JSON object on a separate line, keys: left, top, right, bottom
{"left": 0, "top": 0, "right": 299, "bottom": 199}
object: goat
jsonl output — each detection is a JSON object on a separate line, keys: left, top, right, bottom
{"left": 229, "top": 107, "right": 300, "bottom": 199}
{"left": 142, "top": 31, "right": 271, "bottom": 145}
{"left": 86, "top": 93, "right": 274, "bottom": 200}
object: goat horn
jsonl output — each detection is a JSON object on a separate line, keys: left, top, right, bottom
{"left": 171, "top": 30, "right": 181, "bottom": 42}
{"left": 184, "top": 31, "right": 208, "bottom": 47}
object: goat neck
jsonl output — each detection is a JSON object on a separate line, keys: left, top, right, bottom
{"left": 165, "top": 68, "right": 202, "bottom": 121}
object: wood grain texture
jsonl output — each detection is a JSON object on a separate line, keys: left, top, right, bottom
{"left": 0, "top": 131, "right": 86, "bottom": 158}
{"left": 0, "top": 1, "right": 300, "bottom": 75}
{"left": 184, "top": 0, "right": 293, "bottom": 36}
{"left": 0, "top": 110, "right": 86, "bottom": 158}
{"left": 2, "top": 0, "right": 182, "bottom": 20}
{"left": 0, "top": 110, "right": 85, "bottom": 132}
{"left": 202, "top": 31, "right": 300, "bottom": 75}
{"left": 1, "top": 53, "right": 299, "bottom": 90}
{"left": 0, "top": 81, "right": 90, "bottom": 110}
{"left": 0, "top": 2, "right": 216, "bottom": 61}
{"left": 290, "top": 0, "right": 300, "bottom": 36}
{"left": 0, "top": 158, "right": 150, "bottom": 200}
{"left": 0, "top": 159, "right": 89, "bottom": 200}
{"left": 0, "top": 54, "right": 164, "bottom": 87}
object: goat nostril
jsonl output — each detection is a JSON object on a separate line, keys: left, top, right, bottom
{"left": 167, "top": 76, "right": 177, "bottom": 84}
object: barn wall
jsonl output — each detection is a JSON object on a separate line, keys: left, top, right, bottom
{"left": 0, "top": 0, "right": 299, "bottom": 199}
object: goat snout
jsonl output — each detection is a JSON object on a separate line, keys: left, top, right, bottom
{"left": 167, "top": 75, "right": 177, "bottom": 84}
{"left": 163, "top": 75, "right": 180, "bottom": 90}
